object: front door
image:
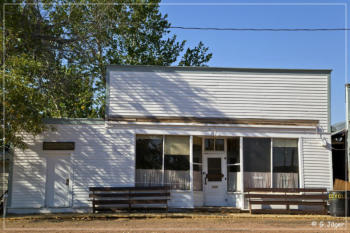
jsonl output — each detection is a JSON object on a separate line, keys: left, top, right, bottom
{"left": 45, "top": 155, "right": 71, "bottom": 207}
{"left": 203, "top": 152, "right": 227, "bottom": 206}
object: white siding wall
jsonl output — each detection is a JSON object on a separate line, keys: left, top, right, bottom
{"left": 10, "top": 123, "right": 135, "bottom": 209}
{"left": 108, "top": 68, "right": 330, "bottom": 131}
{"left": 302, "top": 137, "right": 332, "bottom": 189}
{"left": 10, "top": 122, "right": 332, "bottom": 211}
{"left": 12, "top": 143, "right": 46, "bottom": 208}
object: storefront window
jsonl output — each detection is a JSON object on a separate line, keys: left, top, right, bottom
{"left": 273, "top": 139, "right": 299, "bottom": 188}
{"left": 193, "top": 136, "right": 203, "bottom": 191}
{"left": 135, "top": 135, "right": 190, "bottom": 190}
{"left": 227, "top": 138, "right": 240, "bottom": 192}
{"left": 243, "top": 138, "right": 271, "bottom": 189}
{"left": 164, "top": 136, "right": 190, "bottom": 190}
{"left": 135, "top": 135, "right": 163, "bottom": 186}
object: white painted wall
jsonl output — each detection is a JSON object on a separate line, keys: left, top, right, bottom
{"left": 9, "top": 66, "right": 332, "bottom": 212}
{"left": 108, "top": 67, "right": 330, "bottom": 131}
{"left": 10, "top": 122, "right": 135, "bottom": 211}
{"left": 9, "top": 122, "right": 332, "bottom": 212}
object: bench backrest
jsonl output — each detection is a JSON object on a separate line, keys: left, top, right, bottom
{"left": 245, "top": 188, "right": 327, "bottom": 193}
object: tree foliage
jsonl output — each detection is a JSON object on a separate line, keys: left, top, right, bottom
{"left": 1, "top": 0, "right": 212, "bottom": 149}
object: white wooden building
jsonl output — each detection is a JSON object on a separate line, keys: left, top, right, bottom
{"left": 8, "top": 65, "right": 332, "bottom": 213}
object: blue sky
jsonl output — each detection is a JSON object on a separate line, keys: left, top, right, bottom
{"left": 160, "top": 0, "right": 348, "bottom": 125}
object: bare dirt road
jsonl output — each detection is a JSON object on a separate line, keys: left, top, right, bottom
{"left": 1, "top": 213, "right": 349, "bottom": 232}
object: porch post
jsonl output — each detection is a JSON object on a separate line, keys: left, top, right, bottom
{"left": 240, "top": 137, "right": 244, "bottom": 209}
{"left": 346, "top": 84, "right": 350, "bottom": 182}
{"left": 190, "top": 135, "right": 193, "bottom": 192}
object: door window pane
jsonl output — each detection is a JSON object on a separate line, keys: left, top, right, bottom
{"left": 205, "top": 138, "right": 225, "bottom": 151}
{"left": 273, "top": 139, "right": 299, "bottom": 188}
{"left": 243, "top": 138, "right": 271, "bottom": 188}
{"left": 215, "top": 139, "right": 225, "bottom": 151}
{"left": 205, "top": 138, "right": 214, "bottom": 150}
{"left": 207, "top": 158, "right": 222, "bottom": 181}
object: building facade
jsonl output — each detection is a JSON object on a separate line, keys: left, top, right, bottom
{"left": 8, "top": 66, "right": 332, "bottom": 213}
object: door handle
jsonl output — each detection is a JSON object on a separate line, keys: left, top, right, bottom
{"left": 203, "top": 173, "right": 207, "bottom": 185}
{"left": 66, "top": 178, "right": 69, "bottom": 186}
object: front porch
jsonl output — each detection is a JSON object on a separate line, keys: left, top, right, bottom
{"left": 135, "top": 135, "right": 300, "bottom": 209}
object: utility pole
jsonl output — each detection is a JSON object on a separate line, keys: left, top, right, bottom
{"left": 346, "top": 84, "right": 350, "bottom": 181}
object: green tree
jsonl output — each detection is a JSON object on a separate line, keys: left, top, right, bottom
{"left": 1, "top": 0, "right": 212, "bottom": 149}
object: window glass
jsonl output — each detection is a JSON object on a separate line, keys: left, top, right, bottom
{"left": 243, "top": 138, "right": 271, "bottom": 188}
{"left": 227, "top": 165, "right": 241, "bottom": 192}
{"left": 193, "top": 136, "right": 203, "bottom": 191}
{"left": 273, "top": 139, "right": 299, "bottom": 188}
{"left": 205, "top": 138, "right": 214, "bottom": 150}
{"left": 227, "top": 138, "right": 240, "bottom": 164}
{"left": 243, "top": 138, "right": 271, "bottom": 172}
{"left": 164, "top": 135, "right": 190, "bottom": 190}
{"left": 193, "top": 164, "right": 203, "bottom": 191}
{"left": 165, "top": 135, "right": 189, "bottom": 155}
{"left": 193, "top": 136, "right": 202, "bottom": 163}
{"left": 135, "top": 135, "right": 163, "bottom": 169}
{"left": 135, "top": 135, "right": 163, "bottom": 186}
{"left": 215, "top": 139, "right": 225, "bottom": 151}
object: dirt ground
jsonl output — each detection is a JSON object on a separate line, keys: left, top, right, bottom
{"left": 0, "top": 213, "right": 349, "bottom": 232}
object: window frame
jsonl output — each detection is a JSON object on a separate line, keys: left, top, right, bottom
{"left": 226, "top": 137, "right": 241, "bottom": 193}
{"left": 135, "top": 134, "right": 191, "bottom": 191}
{"left": 203, "top": 137, "right": 226, "bottom": 152}
{"left": 271, "top": 138, "right": 299, "bottom": 188}
{"left": 192, "top": 136, "right": 203, "bottom": 191}
{"left": 240, "top": 137, "right": 300, "bottom": 190}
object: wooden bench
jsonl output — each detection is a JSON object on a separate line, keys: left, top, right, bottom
{"left": 245, "top": 188, "right": 328, "bottom": 215}
{"left": 89, "top": 186, "right": 171, "bottom": 213}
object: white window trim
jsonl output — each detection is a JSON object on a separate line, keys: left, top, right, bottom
{"left": 135, "top": 134, "right": 192, "bottom": 191}
{"left": 203, "top": 137, "right": 226, "bottom": 153}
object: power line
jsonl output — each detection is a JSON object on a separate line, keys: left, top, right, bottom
{"left": 170, "top": 26, "right": 350, "bottom": 31}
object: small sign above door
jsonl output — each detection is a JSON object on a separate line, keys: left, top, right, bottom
{"left": 43, "top": 142, "right": 75, "bottom": 150}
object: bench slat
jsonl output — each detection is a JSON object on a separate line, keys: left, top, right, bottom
{"left": 94, "top": 199, "right": 168, "bottom": 205}
{"left": 245, "top": 188, "right": 327, "bottom": 193}
{"left": 90, "top": 186, "right": 170, "bottom": 192}
{"left": 246, "top": 194, "right": 327, "bottom": 200}
{"left": 89, "top": 192, "right": 170, "bottom": 198}
{"left": 251, "top": 209, "right": 327, "bottom": 215}
{"left": 249, "top": 200, "right": 326, "bottom": 206}
{"left": 94, "top": 206, "right": 167, "bottom": 212}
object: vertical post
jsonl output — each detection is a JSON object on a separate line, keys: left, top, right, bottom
{"left": 345, "top": 84, "right": 350, "bottom": 220}
{"left": 298, "top": 137, "right": 304, "bottom": 188}
{"left": 162, "top": 135, "right": 165, "bottom": 186}
{"left": 271, "top": 139, "right": 273, "bottom": 188}
{"left": 346, "top": 84, "right": 350, "bottom": 182}
{"left": 92, "top": 190, "right": 95, "bottom": 214}
{"left": 128, "top": 188, "right": 131, "bottom": 212}
{"left": 240, "top": 137, "right": 244, "bottom": 209}
{"left": 189, "top": 135, "right": 193, "bottom": 192}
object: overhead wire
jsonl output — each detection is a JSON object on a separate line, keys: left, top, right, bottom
{"left": 169, "top": 26, "right": 350, "bottom": 31}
